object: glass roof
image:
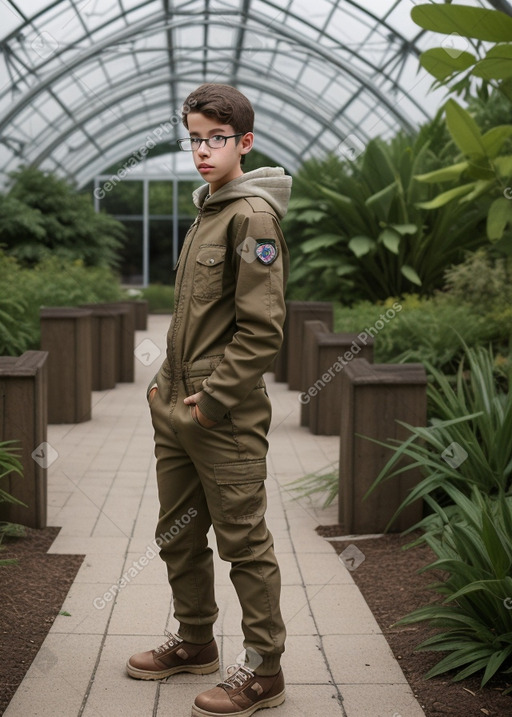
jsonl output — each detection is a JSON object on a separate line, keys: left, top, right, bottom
{"left": 0, "top": 0, "right": 499, "bottom": 188}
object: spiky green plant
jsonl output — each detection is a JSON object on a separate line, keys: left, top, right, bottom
{"left": 0, "top": 441, "right": 26, "bottom": 567}
{"left": 397, "top": 485, "right": 512, "bottom": 687}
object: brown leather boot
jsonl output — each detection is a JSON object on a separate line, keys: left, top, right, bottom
{"left": 192, "top": 664, "right": 285, "bottom": 716}
{"left": 126, "top": 632, "right": 219, "bottom": 680}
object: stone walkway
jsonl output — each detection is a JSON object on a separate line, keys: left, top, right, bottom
{"left": 4, "top": 314, "right": 425, "bottom": 717}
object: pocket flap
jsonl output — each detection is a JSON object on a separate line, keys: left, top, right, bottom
{"left": 214, "top": 459, "right": 266, "bottom": 485}
{"left": 196, "top": 246, "right": 226, "bottom": 267}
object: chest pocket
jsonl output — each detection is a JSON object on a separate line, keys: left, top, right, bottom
{"left": 193, "top": 245, "right": 227, "bottom": 300}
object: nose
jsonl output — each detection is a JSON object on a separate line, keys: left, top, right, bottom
{"left": 197, "top": 139, "right": 210, "bottom": 155}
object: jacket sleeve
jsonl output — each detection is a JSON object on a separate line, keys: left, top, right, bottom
{"left": 197, "top": 209, "right": 289, "bottom": 422}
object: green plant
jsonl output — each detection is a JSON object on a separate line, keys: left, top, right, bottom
{"left": 0, "top": 441, "right": 26, "bottom": 567}
{"left": 334, "top": 294, "right": 504, "bottom": 374}
{"left": 412, "top": 3, "right": 512, "bottom": 103}
{"left": 411, "top": 5, "right": 512, "bottom": 250}
{"left": 0, "top": 250, "right": 125, "bottom": 355}
{"left": 283, "top": 125, "right": 487, "bottom": 303}
{"left": 1, "top": 167, "right": 126, "bottom": 268}
{"left": 415, "top": 100, "right": 512, "bottom": 247}
{"left": 396, "top": 485, "right": 512, "bottom": 687}
{"left": 286, "top": 465, "right": 338, "bottom": 508}
{"left": 367, "top": 345, "right": 512, "bottom": 528}
{"left": 0, "top": 296, "right": 37, "bottom": 356}
{"left": 443, "top": 248, "right": 512, "bottom": 310}
{"left": 139, "top": 284, "right": 175, "bottom": 313}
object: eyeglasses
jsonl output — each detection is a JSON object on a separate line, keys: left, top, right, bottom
{"left": 177, "top": 133, "right": 243, "bottom": 151}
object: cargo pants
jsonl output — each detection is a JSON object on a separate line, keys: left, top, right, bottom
{"left": 149, "top": 358, "right": 286, "bottom": 676}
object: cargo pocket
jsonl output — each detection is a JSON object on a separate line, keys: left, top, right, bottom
{"left": 214, "top": 459, "right": 267, "bottom": 523}
{"left": 193, "top": 245, "right": 226, "bottom": 300}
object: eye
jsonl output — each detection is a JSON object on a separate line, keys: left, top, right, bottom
{"left": 211, "top": 135, "right": 225, "bottom": 141}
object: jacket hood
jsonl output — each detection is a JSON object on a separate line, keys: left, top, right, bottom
{"left": 192, "top": 167, "right": 292, "bottom": 219}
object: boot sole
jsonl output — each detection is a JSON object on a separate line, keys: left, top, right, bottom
{"left": 191, "top": 688, "right": 285, "bottom": 717}
{"left": 126, "top": 657, "right": 219, "bottom": 680}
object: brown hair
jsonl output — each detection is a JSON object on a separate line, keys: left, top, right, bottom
{"left": 182, "top": 83, "right": 254, "bottom": 135}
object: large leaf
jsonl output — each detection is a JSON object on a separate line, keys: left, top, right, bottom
{"left": 487, "top": 197, "right": 512, "bottom": 241}
{"left": 417, "top": 182, "right": 476, "bottom": 209}
{"left": 445, "top": 99, "right": 486, "bottom": 159}
{"left": 494, "top": 155, "right": 512, "bottom": 178}
{"left": 391, "top": 223, "right": 417, "bottom": 236}
{"left": 297, "top": 209, "right": 326, "bottom": 224}
{"left": 401, "top": 264, "right": 422, "bottom": 286}
{"left": 411, "top": 4, "right": 512, "bottom": 43}
{"left": 300, "top": 234, "right": 342, "bottom": 254}
{"left": 481, "top": 125, "right": 512, "bottom": 159}
{"left": 336, "top": 264, "right": 356, "bottom": 276}
{"left": 420, "top": 47, "right": 476, "bottom": 81}
{"left": 365, "top": 181, "right": 397, "bottom": 218}
{"left": 378, "top": 229, "right": 400, "bottom": 254}
{"left": 459, "top": 179, "right": 495, "bottom": 203}
{"left": 473, "top": 45, "right": 512, "bottom": 81}
{"left": 361, "top": 141, "right": 396, "bottom": 193}
{"left": 416, "top": 162, "right": 469, "bottom": 184}
{"left": 348, "top": 235, "right": 375, "bottom": 258}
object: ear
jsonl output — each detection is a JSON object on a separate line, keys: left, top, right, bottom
{"left": 239, "top": 132, "right": 254, "bottom": 156}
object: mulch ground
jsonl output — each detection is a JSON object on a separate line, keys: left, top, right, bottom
{"left": 0, "top": 526, "right": 84, "bottom": 716}
{"left": 316, "top": 525, "right": 512, "bottom": 716}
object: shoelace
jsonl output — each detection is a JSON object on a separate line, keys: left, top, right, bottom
{"left": 219, "top": 664, "right": 255, "bottom": 689}
{"left": 154, "top": 631, "right": 183, "bottom": 656}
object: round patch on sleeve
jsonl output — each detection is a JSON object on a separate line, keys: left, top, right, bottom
{"left": 255, "top": 239, "right": 278, "bottom": 265}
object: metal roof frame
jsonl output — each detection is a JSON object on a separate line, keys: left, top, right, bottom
{"left": 0, "top": 0, "right": 502, "bottom": 187}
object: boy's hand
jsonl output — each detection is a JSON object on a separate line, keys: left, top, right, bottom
{"left": 184, "top": 392, "right": 218, "bottom": 428}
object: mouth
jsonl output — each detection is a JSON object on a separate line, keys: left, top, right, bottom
{"left": 198, "top": 163, "right": 214, "bottom": 170}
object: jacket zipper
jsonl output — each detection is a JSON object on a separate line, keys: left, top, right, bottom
{"left": 169, "top": 203, "right": 207, "bottom": 379}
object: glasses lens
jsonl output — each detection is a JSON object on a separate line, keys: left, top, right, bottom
{"left": 208, "top": 136, "right": 226, "bottom": 149}
{"left": 178, "top": 138, "right": 193, "bottom": 151}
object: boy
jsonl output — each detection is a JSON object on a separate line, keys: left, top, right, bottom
{"left": 127, "top": 83, "right": 291, "bottom": 717}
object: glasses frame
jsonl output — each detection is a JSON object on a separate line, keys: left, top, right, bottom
{"left": 177, "top": 133, "right": 244, "bottom": 151}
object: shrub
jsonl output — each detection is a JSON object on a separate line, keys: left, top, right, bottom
{"left": 1, "top": 167, "right": 126, "bottom": 268}
{"left": 0, "top": 250, "right": 125, "bottom": 355}
{"left": 283, "top": 123, "right": 486, "bottom": 304}
{"left": 334, "top": 294, "right": 503, "bottom": 374}
{"left": 443, "top": 249, "right": 512, "bottom": 310}
{"left": 139, "top": 284, "right": 174, "bottom": 313}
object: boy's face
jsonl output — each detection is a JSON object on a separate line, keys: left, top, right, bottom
{"left": 186, "top": 112, "right": 253, "bottom": 193}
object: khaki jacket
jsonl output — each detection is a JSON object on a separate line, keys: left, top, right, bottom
{"left": 156, "top": 167, "right": 292, "bottom": 422}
